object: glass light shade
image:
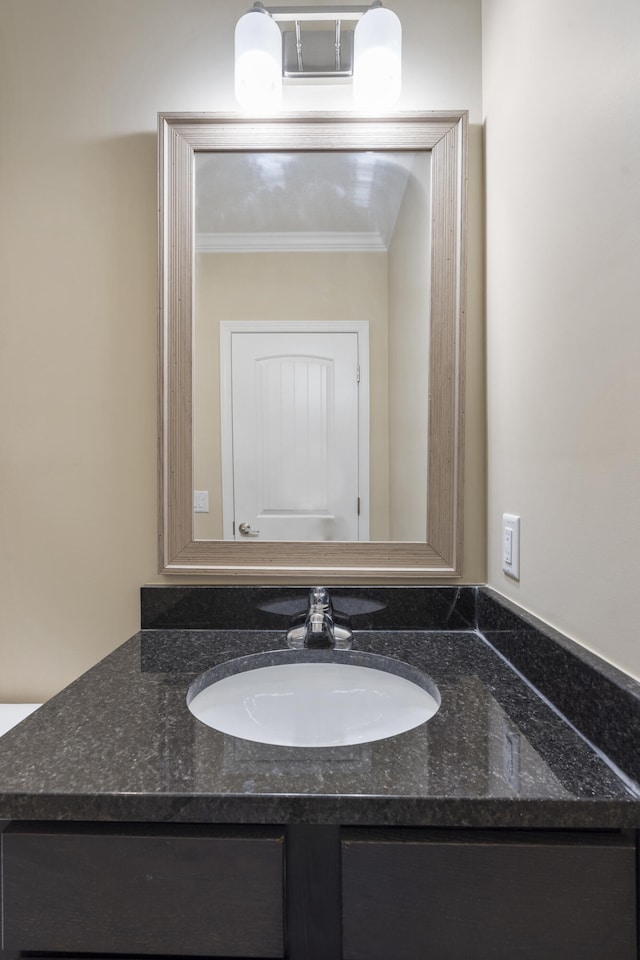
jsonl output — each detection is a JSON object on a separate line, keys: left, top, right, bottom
{"left": 235, "top": 9, "right": 282, "bottom": 111}
{"left": 353, "top": 6, "right": 401, "bottom": 110}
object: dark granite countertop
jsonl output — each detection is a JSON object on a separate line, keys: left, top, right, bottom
{"left": 0, "top": 585, "right": 639, "bottom": 829}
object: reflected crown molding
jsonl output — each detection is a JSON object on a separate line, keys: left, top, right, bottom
{"left": 195, "top": 230, "right": 388, "bottom": 253}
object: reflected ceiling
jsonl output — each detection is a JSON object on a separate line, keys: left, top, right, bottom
{"left": 195, "top": 151, "right": 414, "bottom": 253}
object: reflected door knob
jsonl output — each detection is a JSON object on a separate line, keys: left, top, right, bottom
{"left": 238, "top": 522, "right": 260, "bottom": 537}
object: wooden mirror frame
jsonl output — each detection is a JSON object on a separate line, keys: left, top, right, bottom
{"left": 158, "top": 111, "right": 467, "bottom": 578}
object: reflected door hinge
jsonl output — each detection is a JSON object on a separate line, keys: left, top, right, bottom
{"left": 356, "top": 364, "right": 361, "bottom": 383}
{"left": 232, "top": 520, "right": 236, "bottom": 536}
{"left": 357, "top": 497, "right": 361, "bottom": 516}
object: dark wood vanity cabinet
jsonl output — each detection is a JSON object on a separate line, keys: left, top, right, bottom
{"left": 0, "top": 823, "right": 637, "bottom": 960}
{"left": 1, "top": 823, "right": 285, "bottom": 958}
{"left": 342, "top": 829, "right": 638, "bottom": 960}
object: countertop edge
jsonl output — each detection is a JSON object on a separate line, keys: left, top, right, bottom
{"left": 1, "top": 793, "right": 639, "bottom": 829}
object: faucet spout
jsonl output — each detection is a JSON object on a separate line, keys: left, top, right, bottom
{"left": 286, "top": 587, "right": 353, "bottom": 650}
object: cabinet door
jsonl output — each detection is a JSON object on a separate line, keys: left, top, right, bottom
{"left": 342, "top": 829, "right": 636, "bottom": 960}
{"left": 2, "top": 823, "right": 285, "bottom": 957}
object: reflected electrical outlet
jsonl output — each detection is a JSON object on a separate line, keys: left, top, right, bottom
{"left": 503, "top": 730, "right": 521, "bottom": 790}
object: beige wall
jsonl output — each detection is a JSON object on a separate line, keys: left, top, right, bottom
{"left": 388, "top": 153, "right": 431, "bottom": 540}
{"left": 0, "top": 0, "right": 484, "bottom": 701}
{"left": 483, "top": 0, "right": 640, "bottom": 679}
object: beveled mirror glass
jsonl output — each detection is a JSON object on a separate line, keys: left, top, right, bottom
{"left": 158, "top": 112, "right": 467, "bottom": 578}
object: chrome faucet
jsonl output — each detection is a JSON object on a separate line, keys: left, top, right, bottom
{"left": 305, "top": 587, "right": 335, "bottom": 649}
{"left": 286, "top": 587, "right": 353, "bottom": 650}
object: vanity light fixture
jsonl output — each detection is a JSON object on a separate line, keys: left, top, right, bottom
{"left": 234, "top": 0, "right": 401, "bottom": 111}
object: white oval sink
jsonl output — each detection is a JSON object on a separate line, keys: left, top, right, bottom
{"left": 187, "top": 650, "right": 440, "bottom": 747}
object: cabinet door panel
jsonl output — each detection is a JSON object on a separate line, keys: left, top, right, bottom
{"left": 342, "top": 830, "right": 636, "bottom": 960}
{"left": 2, "top": 825, "right": 284, "bottom": 957}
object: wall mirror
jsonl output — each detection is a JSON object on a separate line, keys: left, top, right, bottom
{"left": 159, "top": 112, "right": 467, "bottom": 578}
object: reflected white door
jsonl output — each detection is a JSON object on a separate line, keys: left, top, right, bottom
{"left": 222, "top": 327, "right": 367, "bottom": 541}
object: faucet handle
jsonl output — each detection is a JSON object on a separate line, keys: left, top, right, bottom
{"left": 309, "top": 586, "right": 330, "bottom": 608}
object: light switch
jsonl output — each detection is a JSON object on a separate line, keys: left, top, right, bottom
{"left": 502, "top": 514, "right": 520, "bottom": 579}
{"left": 194, "top": 490, "right": 209, "bottom": 513}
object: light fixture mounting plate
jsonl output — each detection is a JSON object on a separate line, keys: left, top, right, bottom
{"left": 282, "top": 28, "right": 354, "bottom": 78}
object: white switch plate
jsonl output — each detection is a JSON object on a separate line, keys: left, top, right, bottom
{"left": 502, "top": 514, "right": 520, "bottom": 579}
{"left": 194, "top": 490, "right": 209, "bottom": 513}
